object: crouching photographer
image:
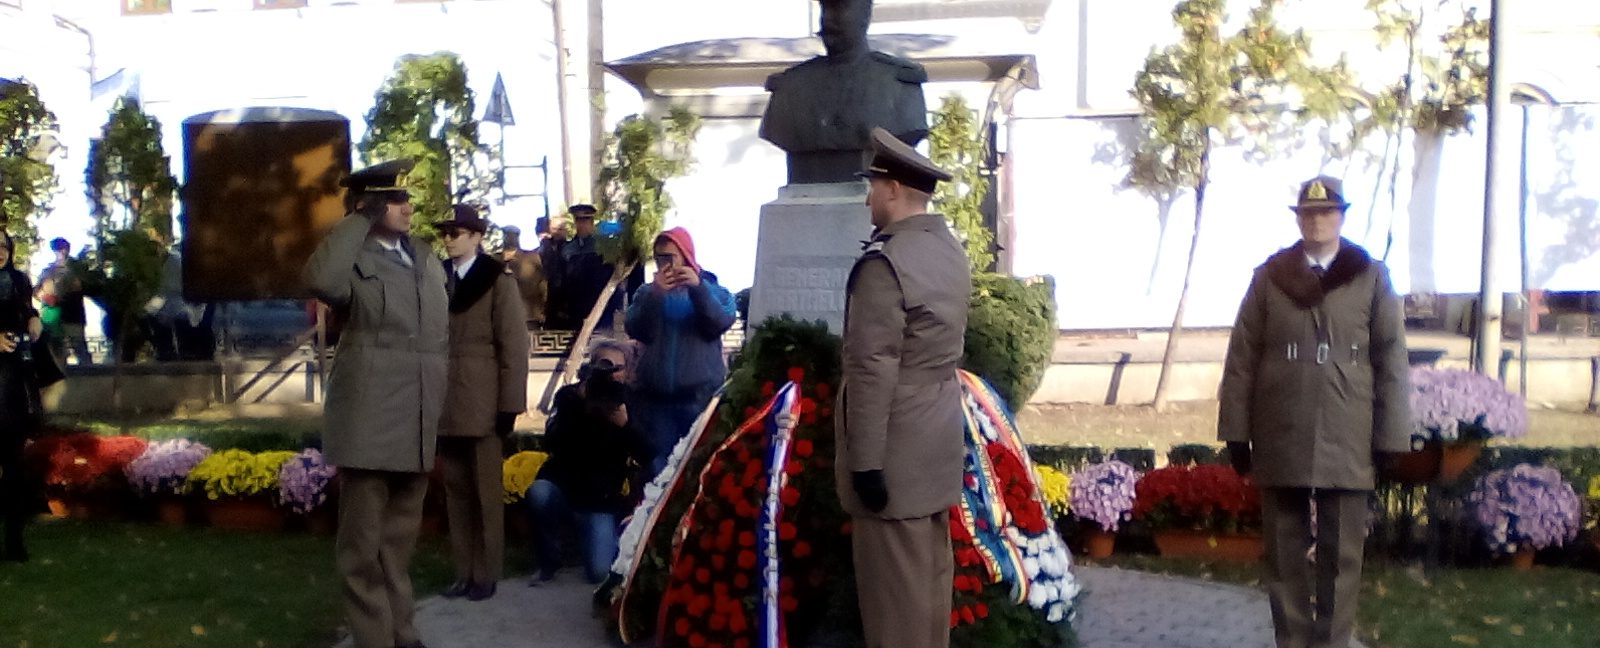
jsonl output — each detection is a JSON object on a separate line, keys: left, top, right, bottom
{"left": 526, "top": 340, "right": 651, "bottom": 585}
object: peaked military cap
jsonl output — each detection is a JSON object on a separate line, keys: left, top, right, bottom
{"left": 433, "top": 204, "right": 490, "bottom": 233}
{"left": 1292, "top": 175, "right": 1350, "bottom": 211}
{"left": 856, "top": 127, "right": 951, "bottom": 194}
{"left": 568, "top": 204, "right": 598, "bottom": 219}
{"left": 342, "top": 158, "right": 414, "bottom": 193}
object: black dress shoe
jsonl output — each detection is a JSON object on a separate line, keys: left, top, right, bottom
{"left": 466, "top": 582, "right": 496, "bottom": 601}
{"left": 441, "top": 581, "right": 471, "bottom": 599}
{"left": 395, "top": 642, "right": 428, "bottom": 648}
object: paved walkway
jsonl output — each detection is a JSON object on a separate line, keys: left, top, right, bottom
{"left": 332, "top": 566, "right": 1365, "bottom": 648}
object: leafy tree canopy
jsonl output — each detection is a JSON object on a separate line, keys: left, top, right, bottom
{"left": 361, "top": 52, "right": 488, "bottom": 239}
{"left": 929, "top": 94, "right": 995, "bottom": 274}
{"left": 0, "top": 79, "right": 61, "bottom": 259}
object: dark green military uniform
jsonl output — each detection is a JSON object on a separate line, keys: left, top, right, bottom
{"left": 1219, "top": 176, "right": 1411, "bottom": 648}
{"left": 304, "top": 159, "right": 448, "bottom": 648}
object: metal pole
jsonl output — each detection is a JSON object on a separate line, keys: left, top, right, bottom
{"left": 586, "top": 0, "right": 606, "bottom": 196}
{"left": 549, "top": 0, "right": 576, "bottom": 205}
{"left": 1517, "top": 103, "right": 1530, "bottom": 396}
{"left": 1475, "top": 0, "right": 1509, "bottom": 376}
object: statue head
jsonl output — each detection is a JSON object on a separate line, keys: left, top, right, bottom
{"left": 818, "top": 0, "right": 871, "bottom": 61}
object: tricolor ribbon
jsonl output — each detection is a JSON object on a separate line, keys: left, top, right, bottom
{"left": 758, "top": 382, "right": 801, "bottom": 648}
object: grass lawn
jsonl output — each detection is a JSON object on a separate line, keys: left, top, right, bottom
{"left": 1015, "top": 401, "right": 1600, "bottom": 453}
{"left": 0, "top": 518, "right": 527, "bottom": 648}
{"left": 1098, "top": 555, "right": 1600, "bottom": 648}
{"left": 46, "top": 414, "right": 324, "bottom": 452}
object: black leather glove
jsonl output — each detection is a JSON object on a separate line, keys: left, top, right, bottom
{"left": 495, "top": 412, "right": 519, "bottom": 437}
{"left": 852, "top": 469, "right": 889, "bottom": 514}
{"left": 1226, "top": 441, "right": 1253, "bottom": 476}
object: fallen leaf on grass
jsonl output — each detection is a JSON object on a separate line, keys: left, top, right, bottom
{"left": 191, "top": 625, "right": 206, "bottom": 637}
{"left": 1482, "top": 616, "right": 1503, "bottom": 625}
{"left": 1450, "top": 634, "right": 1479, "bottom": 645}
{"left": 101, "top": 631, "right": 118, "bottom": 643}
{"left": 1509, "top": 625, "right": 1525, "bottom": 636}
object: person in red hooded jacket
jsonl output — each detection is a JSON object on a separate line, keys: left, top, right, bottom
{"left": 624, "top": 227, "right": 737, "bottom": 480}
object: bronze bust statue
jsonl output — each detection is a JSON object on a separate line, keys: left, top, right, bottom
{"left": 759, "top": 0, "right": 930, "bottom": 185}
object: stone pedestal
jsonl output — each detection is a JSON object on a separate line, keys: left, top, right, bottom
{"left": 748, "top": 182, "right": 874, "bottom": 334}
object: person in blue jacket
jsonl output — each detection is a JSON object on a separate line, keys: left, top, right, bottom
{"left": 625, "top": 227, "right": 737, "bottom": 478}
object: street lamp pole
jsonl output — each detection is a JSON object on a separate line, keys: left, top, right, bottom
{"left": 1475, "top": 0, "right": 1511, "bottom": 377}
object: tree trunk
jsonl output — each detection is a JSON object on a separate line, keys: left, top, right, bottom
{"left": 536, "top": 261, "right": 636, "bottom": 413}
{"left": 1151, "top": 143, "right": 1210, "bottom": 411}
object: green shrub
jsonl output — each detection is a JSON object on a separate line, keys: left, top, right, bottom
{"left": 962, "top": 273, "right": 1057, "bottom": 412}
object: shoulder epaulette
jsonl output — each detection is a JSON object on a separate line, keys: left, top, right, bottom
{"left": 870, "top": 51, "right": 929, "bottom": 83}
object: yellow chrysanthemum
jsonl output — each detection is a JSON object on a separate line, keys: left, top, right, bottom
{"left": 502, "top": 451, "right": 550, "bottom": 504}
{"left": 1588, "top": 475, "right": 1600, "bottom": 500}
{"left": 186, "top": 449, "right": 296, "bottom": 501}
{"left": 1034, "top": 464, "right": 1071, "bottom": 518}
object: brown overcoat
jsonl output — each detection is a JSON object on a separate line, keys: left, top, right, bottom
{"left": 835, "top": 213, "right": 972, "bottom": 520}
{"left": 438, "top": 253, "right": 530, "bottom": 436}
{"left": 303, "top": 214, "right": 449, "bottom": 473}
{"left": 1217, "top": 240, "right": 1412, "bottom": 490}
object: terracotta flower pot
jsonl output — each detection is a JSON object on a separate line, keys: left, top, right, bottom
{"left": 1083, "top": 528, "right": 1116, "bottom": 559}
{"left": 1508, "top": 548, "right": 1536, "bottom": 571}
{"left": 1381, "top": 444, "right": 1441, "bottom": 484}
{"left": 1381, "top": 439, "right": 1485, "bottom": 485}
{"left": 45, "top": 494, "right": 102, "bottom": 520}
{"left": 206, "top": 497, "right": 286, "bottom": 532}
{"left": 1437, "top": 441, "right": 1484, "bottom": 484}
{"left": 155, "top": 496, "right": 188, "bottom": 526}
{"left": 1152, "top": 530, "right": 1264, "bottom": 562}
{"left": 45, "top": 497, "right": 70, "bottom": 519}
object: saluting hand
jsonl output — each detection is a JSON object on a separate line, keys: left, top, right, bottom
{"left": 608, "top": 403, "right": 629, "bottom": 428}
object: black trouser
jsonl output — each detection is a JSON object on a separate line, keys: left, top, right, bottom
{"left": 1, "top": 432, "right": 28, "bottom": 558}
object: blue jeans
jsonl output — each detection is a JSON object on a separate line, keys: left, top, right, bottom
{"left": 634, "top": 386, "right": 718, "bottom": 480}
{"left": 525, "top": 479, "right": 618, "bottom": 584}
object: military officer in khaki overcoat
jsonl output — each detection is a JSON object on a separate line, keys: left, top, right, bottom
{"left": 304, "top": 159, "right": 449, "bottom": 648}
{"left": 836, "top": 128, "right": 971, "bottom": 648}
{"left": 432, "top": 205, "right": 529, "bottom": 601}
{"left": 1218, "top": 176, "right": 1411, "bottom": 648}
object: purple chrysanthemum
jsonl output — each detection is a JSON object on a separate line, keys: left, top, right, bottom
{"left": 1069, "top": 460, "right": 1139, "bottom": 532}
{"left": 1468, "top": 464, "right": 1582, "bottom": 554}
{"left": 125, "top": 439, "right": 212, "bottom": 496}
{"left": 278, "top": 449, "right": 338, "bottom": 514}
{"left": 1409, "top": 367, "right": 1528, "bottom": 442}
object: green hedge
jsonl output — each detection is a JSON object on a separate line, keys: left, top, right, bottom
{"left": 962, "top": 273, "right": 1057, "bottom": 412}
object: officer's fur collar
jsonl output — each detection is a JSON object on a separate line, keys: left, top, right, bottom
{"left": 449, "top": 253, "right": 504, "bottom": 314}
{"left": 1265, "top": 239, "right": 1371, "bottom": 308}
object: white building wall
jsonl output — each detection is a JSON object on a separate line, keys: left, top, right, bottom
{"left": 4, "top": 0, "right": 1598, "bottom": 332}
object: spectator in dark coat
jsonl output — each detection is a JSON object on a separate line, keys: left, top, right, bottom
{"left": 0, "top": 229, "right": 44, "bottom": 562}
{"left": 527, "top": 340, "right": 650, "bottom": 584}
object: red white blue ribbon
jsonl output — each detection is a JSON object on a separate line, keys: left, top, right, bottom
{"left": 758, "top": 382, "right": 801, "bottom": 648}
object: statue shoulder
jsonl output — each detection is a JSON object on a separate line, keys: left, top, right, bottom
{"left": 765, "top": 56, "right": 828, "bottom": 91}
{"left": 870, "top": 51, "right": 928, "bottom": 84}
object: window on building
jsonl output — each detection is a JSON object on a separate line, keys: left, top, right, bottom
{"left": 254, "top": 0, "right": 307, "bottom": 8}
{"left": 123, "top": 0, "right": 172, "bottom": 15}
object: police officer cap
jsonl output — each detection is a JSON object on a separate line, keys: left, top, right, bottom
{"left": 342, "top": 158, "right": 414, "bottom": 194}
{"left": 1291, "top": 175, "right": 1351, "bottom": 212}
{"left": 856, "top": 127, "right": 952, "bottom": 194}
{"left": 568, "top": 204, "right": 598, "bottom": 219}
